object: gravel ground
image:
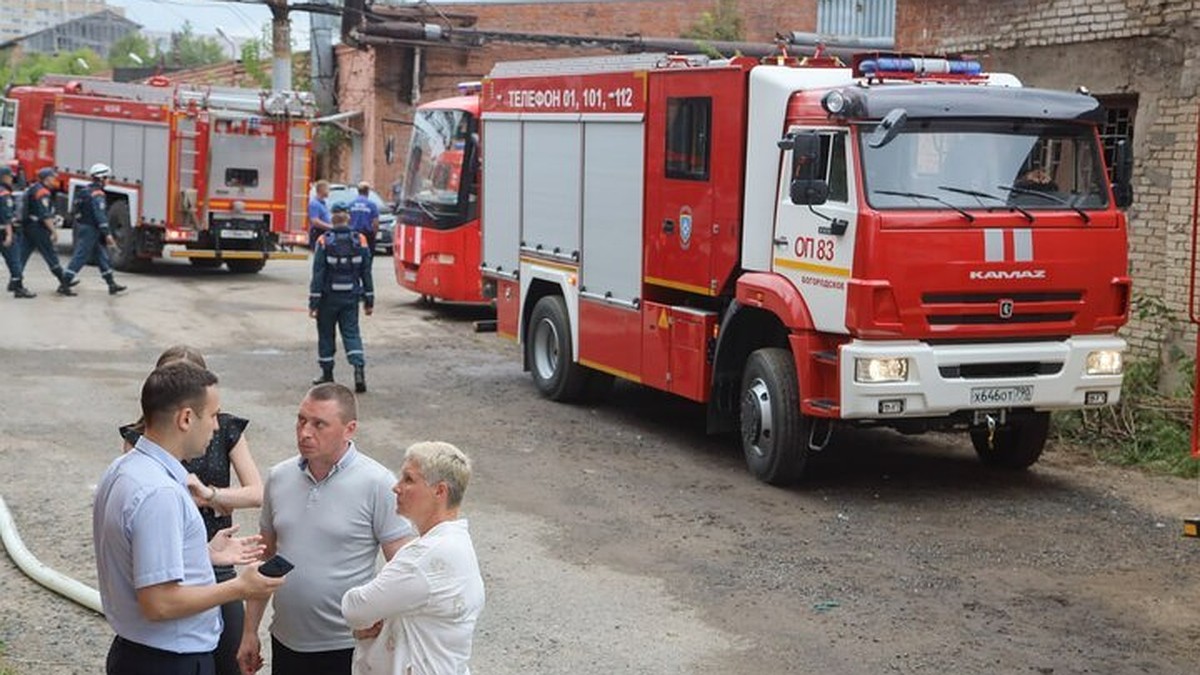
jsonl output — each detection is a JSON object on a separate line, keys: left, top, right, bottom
{"left": 1, "top": 255, "right": 1199, "bottom": 674}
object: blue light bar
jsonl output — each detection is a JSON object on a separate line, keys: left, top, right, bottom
{"left": 860, "top": 57, "right": 983, "bottom": 76}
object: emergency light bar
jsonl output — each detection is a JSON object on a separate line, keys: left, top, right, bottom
{"left": 457, "top": 81, "right": 483, "bottom": 96}
{"left": 858, "top": 56, "right": 983, "bottom": 78}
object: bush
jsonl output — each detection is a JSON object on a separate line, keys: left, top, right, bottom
{"left": 1053, "top": 357, "right": 1197, "bottom": 478}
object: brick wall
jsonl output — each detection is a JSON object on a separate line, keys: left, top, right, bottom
{"left": 897, "top": 0, "right": 1200, "bottom": 359}
{"left": 336, "top": 1, "right": 819, "bottom": 195}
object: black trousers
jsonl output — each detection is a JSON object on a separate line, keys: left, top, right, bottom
{"left": 106, "top": 636, "right": 214, "bottom": 675}
{"left": 213, "top": 565, "right": 244, "bottom": 675}
{"left": 271, "top": 635, "right": 352, "bottom": 675}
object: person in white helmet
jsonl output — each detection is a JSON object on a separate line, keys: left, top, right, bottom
{"left": 60, "top": 163, "right": 126, "bottom": 296}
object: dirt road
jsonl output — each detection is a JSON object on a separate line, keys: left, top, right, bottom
{"left": 1, "top": 257, "right": 1198, "bottom": 674}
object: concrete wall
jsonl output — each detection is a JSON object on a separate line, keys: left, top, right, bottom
{"left": 897, "top": 0, "right": 1200, "bottom": 361}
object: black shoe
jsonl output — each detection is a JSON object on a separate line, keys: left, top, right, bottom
{"left": 312, "top": 368, "right": 334, "bottom": 385}
{"left": 56, "top": 282, "right": 77, "bottom": 297}
{"left": 6, "top": 280, "right": 15, "bottom": 292}
{"left": 353, "top": 366, "right": 367, "bottom": 393}
{"left": 108, "top": 282, "right": 127, "bottom": 295}
{"left": 12, "top": 285, "right": 35, "bottom": 299}
{"left": 69, "top": 277, "right": 80, "bottom": 287}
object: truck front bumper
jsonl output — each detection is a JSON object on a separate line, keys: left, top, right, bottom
{"left": 837, "top": 336, "right": 1126, "bottom": 419}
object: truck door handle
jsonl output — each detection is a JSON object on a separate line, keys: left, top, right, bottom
{"left": 773, "top": 236, "right": 789, "bottom": 247}
{"left": 663, "top": 219, "right": 675, "bottom": 234}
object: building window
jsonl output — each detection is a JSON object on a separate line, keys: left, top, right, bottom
{"left": 665, "top": 97, "right": 711, "bottom": 181}
{"left": 1095, "top": 94, "right": 1137, "bottom": 181}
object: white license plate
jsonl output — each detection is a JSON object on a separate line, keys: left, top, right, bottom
{"left": 404, "top": 270, "right": 417, "bottom": 282}
{"left": 220, "top": 229, "right": 257, "bottom": 239}
{"left": 970, "top": 386, "right": 1033, "bottom": 406}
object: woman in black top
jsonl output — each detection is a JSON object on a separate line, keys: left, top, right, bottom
{"left": 121, "top": 345, "right": 264, "bottom": 675}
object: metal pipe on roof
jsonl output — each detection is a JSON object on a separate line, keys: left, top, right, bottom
{"left": 356, "top": 22, "right": 879, "bottom": 61}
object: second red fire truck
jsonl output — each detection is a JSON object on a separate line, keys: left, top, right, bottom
{"left": 393, "top": 85, "right": 485, "bottom": 302}
{"left": 1, "top": 76, "right": 314, "bottom": 272}
{"left": 480, "top": 51, "right": 1133, "bottom": 484}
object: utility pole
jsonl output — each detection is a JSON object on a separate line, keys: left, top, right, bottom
{"left": 267, "top": 0, "right": 292, "bottom": 92}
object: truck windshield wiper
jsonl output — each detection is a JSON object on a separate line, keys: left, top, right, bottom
{"left": 406, "top": 197, "right": 438, "bottom": 222}
{"left": 938, "top": 185, "right": 1034, "bottom": 223}
{"left": 873, "top": 189, "right": 975, "bottom": 222}
{"left": 996, "top": 184, "right": 1090, "bottom": 224}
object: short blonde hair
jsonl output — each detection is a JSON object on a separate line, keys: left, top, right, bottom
{"left": 404, "top": 441, "right": 471, "bottom": 508}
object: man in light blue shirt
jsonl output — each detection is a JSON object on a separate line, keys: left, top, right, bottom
{"left": 93, "top": 361, "right": 284, "bottom": 675}
{"left": 308, "top": 180, "right": 332, "bottom": 249}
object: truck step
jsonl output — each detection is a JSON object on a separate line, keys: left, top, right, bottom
{"left": 812, "top": 350, "right": 838, "bottom": 366}
{"left": 807, "top": 398, "right": 840, "bottom": 415}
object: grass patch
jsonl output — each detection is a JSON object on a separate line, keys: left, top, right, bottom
{"left": 0, "top": 641, "right": 17, "bottom": 675}
{"left": 1053, "top": 357, "right": 1197, "bottom": 478}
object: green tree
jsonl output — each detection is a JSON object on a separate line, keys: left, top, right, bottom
{"left": 240, "top": 31, "right": 271, "bottom": 89}
{"left": 108, "top": 32, "right": 157, "bottom": 68}
{"left": 682, "top": 0, "right": 744, "bottom": 42}
{"left": 165, "top": 21, "right": 226, "bottom": 68}
{"left": 0, "top": 48, "right": 103, "bottom": 86}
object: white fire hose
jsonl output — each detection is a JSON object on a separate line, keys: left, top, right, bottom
{"left": 0, "top": 494, "right": 103, "bottom": 615}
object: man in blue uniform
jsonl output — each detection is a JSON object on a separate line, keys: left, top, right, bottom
{"left": 1, "top": 166, "right": 35, "bottom": 298}
{"left": 309, "top": 203, "right": 374, "bottom": 393}
{"left": 20, "top": 167, "right": 70, "bottom": 289}
{"left": 59, "top": 163, "right": 127, "bottom": 296}
{"left": 307, "top": 179, "right": 332, "bottom": 249}
{"left": 347, "top": 181, "right": 380, "bottom": 251}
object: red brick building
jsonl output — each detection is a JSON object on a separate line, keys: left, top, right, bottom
{"left": 896, "top": 0, "right": 1198, "bottom": 365}
{"left": 333, "top": 0, "right": 818, "bottom": 194}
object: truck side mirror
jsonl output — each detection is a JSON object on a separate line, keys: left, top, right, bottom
{"left": 867, "top": 108, "right": 908, "bottom": 149}
{"left": 1111, "top": 138, "right": 1134, "bottom": 209}
{"left": 786, "top": 132, "right": 828, "bottom": 205}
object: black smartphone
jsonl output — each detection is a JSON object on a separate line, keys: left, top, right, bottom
{"left": 258, "top": 554, "right": 294, "bottom": 578}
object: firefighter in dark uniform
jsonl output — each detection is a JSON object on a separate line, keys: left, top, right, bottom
{"left": 2, "top": 166, "right": 35, "bottom": 298}
{"left": 309, "top": 202, "right": 374, "bottom": 393}
{"left": 20, "top": 167, "right": 70, "bottom": 289}
{"left": 59, "top": 163, "right": 126, "bottom": 296}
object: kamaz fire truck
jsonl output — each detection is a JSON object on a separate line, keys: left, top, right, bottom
{"left": 0, "top": 76, "right": 314, "bottom": 272}
{"left": 479, "top": 51, "right": 1134, "bottom": 484}
{"left": 393, "top": 85, "right": 485, "bottom": 302}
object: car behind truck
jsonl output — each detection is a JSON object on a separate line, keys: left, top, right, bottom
{"left": 479, "top": 50, "right": 1134, "bottom": 484}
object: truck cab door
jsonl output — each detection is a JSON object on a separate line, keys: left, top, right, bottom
{"left": 645, "top": 68, "right": 745, "bottom": 297}
{"left": 773, "top": 128, "right": 859, "bottom": 334}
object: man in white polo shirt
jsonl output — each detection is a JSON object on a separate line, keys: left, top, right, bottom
{"left": 238, "top": 383, "right": 414, "bottom": 675}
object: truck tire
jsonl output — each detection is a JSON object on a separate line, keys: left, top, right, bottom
{"left": 970, "top": 411, "right": 1050, "bottom": 470}
{"left": 226, "top": 258, "right": 266, "bottom": 274}
{"left": 107, "top": 201, "right": 148, "bottom": 272}
{"left": 740, "top": 348, "right": 809, "bottom": 485}
{"left": 526, "top": 295, "right": 588, "bottom": 401}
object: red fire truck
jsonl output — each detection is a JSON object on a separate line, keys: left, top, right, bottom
{"left": 393, "top": 86, "right": 485, "bottom": 302}
{"left": 0, "top": 76, "right": 314, "bottom": 272}
{"left": 480, "top": 51, "right": 1134, "bottom": 484}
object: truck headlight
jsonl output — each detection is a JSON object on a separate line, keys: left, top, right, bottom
{"left": 855, "top": 357, "right": 909, "bottom": 383}
{"left": 1085, "top": 350, "right": 1123, "bottom": 375}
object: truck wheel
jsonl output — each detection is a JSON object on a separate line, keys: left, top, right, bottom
{"left": 740, "top": 348, "right": 808, "bottom": 485}
{"left": 526, "top": 295, "right": 588, "bottom": 401}
{"left": 226, "top": 258, "right": 266, "bottom": 274}
{"left": 970, "top": 411, "right": 1050, "bottom": 469}
{"left": 108, "top": 201, "right": 148, "bottom": 272}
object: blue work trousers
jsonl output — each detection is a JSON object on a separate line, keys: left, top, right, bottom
{"left": 65, "top": 223, "right": 113, "bottom": 278}
{"left": 317, "top": 293, "right": 365, "bottom": 367}
{"left": 20, "top": 223, "right": 64, "bottom": 278}
{"left": 2, "top": 229, "right": 24, "bottom": 282}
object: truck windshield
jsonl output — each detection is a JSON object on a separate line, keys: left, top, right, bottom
{"left": 402, "top": 108, "right": 475, "bottom": 228}
{"left": 860, "top": 120, "right": 1109, "bottom": 214}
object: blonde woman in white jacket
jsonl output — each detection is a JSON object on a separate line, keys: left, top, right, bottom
{"left": 342, "top": 442, "right": 484, "bottom": 675}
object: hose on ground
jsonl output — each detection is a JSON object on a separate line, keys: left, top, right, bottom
{"left": 0, "top": 494, "right": 103, "bottom": 615}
